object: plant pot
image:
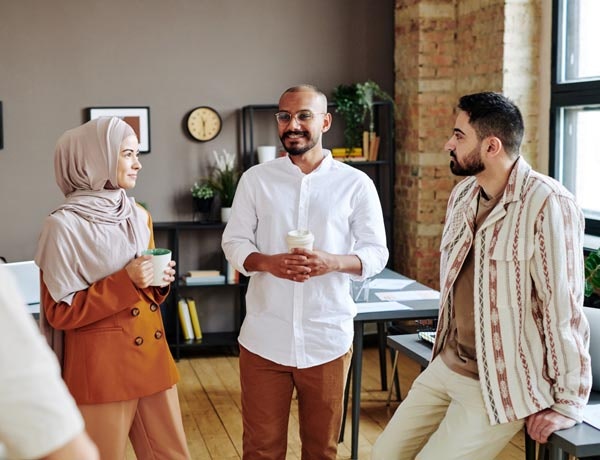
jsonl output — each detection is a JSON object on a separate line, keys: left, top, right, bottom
{"left": 193, "top": 197, "right": 213, "bottom": 214}
{"left": 220, "top": 207, "right": 232, "bottom": 223}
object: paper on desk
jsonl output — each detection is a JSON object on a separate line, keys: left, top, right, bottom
{"left": 368, "top": 279, "right": 415, "bottom": 290}
{"left": 356, "top": 301, "right": 412, "bottom": 314}
{"left": 583, "top": 404, "right": 600, "bottom": 430}
{"left": 375, "top": 290, "right": 440, "bottom": 302}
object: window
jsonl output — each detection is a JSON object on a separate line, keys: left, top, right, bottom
{"left": 551, "top": 0, "right": 600, "bottom": 235}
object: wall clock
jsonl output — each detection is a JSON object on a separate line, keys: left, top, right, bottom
{"left": 185, "top": 106, "right": 222, "bottom": 142}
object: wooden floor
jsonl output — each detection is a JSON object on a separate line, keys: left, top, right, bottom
{"left": 127, "top": 344, "right": 527, "bottom": 459}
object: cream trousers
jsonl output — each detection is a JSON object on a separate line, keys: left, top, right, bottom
{"left": 372, "top": 356, "right": 524, "bottom": 460}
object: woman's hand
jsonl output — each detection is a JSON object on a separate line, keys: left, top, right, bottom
{"left": 159, "top": 260, "right": 177, "bottom": 286}
{"left": 126, "top": 257, "right": 177, "bottom": 289}
{"left": 125, "top": 255, "right": 154, "bottom": 289}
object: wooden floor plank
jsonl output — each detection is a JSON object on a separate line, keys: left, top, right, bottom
{"left": 122, "top": 345, "right": 524, "bottom": 459}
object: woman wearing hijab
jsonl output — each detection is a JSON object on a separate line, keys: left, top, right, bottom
{"left": 35, "top": 117, "right": 190, "bottom": 460}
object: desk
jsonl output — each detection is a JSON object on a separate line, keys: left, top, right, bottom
{"left": 388, "top": 336, "right": 600, "bottom": 460}
{"left": 542, "top": 391, "right": 600, "bottom": 459}
{"left": 387, "top": 333, "right": 432, "bottom": 369}
{"left": 349, "top": 269, "right": 439, "bottom": 460}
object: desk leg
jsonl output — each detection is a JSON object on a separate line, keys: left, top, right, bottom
{"left": 351, "top": 321, "right": 364, "bottom": 460}
{"left": 523, "top": 428, "right": 536, "bottom": 460}
{"left": 377, "top": 321, "right": 388, "bottom": 391}
{"left": 548, "top": 445, "right": 568, "bottom": 460}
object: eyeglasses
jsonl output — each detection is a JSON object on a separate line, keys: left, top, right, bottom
{"left": 275, "top": 110, "right": 326, "bottom": 124}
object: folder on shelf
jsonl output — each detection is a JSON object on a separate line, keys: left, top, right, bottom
{"left": 177, "top": 298, "right": 195, "bottom": 340}
{"left": 186, "top": 298, "right": 202, "bottom": 340}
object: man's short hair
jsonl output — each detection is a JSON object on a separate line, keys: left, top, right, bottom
{"left": 458, "top": 92, "right": 524, "bottom": 157}
{"left": 281, "top": 84, "right": 328, "bottom": 105}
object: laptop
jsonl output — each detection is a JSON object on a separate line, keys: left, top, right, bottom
{"left": 2, "top": 260, "right": 40, "bottom": 315}
{"left": 584, "top": 306, "right": 600, "bottom": 392}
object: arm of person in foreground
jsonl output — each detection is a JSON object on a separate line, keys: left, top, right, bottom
{"left": 41, "top": 432, "right": 98, "bottom": 460}
{"left": 0, "top": 267, "right": 98, "bottom": 459}
{"left": 526, "top": 194, "right": 591, "bottom": 443}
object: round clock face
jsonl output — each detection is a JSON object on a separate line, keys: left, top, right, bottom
{"left": 186, "top": 106, "right": 222, "bottom": 142}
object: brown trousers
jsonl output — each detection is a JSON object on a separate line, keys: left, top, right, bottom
{"left": 78, "top": 385, "right": 190, "bottom": 460}
{"left": 239, "top": 346, "right": 352, "bottom": 460}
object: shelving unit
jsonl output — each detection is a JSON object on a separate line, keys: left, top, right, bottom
{"left": 241, "top": 100, "right": 395, "bottom": 265}
{"left": 152, "top": 221, "right": 247, "bottom": 360}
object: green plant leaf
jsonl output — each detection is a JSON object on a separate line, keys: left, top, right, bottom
{"left": 585, "top": 281, "right": 593, "bottom": 298}
{"left": 584, "top": 248, "right": 600, "bottom": 297}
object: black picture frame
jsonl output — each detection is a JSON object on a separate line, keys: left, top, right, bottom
{"left": 87, "top": 106, "right": 151, "bottom": 153}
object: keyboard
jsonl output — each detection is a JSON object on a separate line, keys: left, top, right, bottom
{"left": 418, "top": 331, "right": 436, "bottom": 346}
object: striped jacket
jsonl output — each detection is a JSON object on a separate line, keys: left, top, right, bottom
{"left": 433, "top": 157, "right": 591, "bottom": 424}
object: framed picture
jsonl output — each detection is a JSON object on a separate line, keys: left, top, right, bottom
{"left": 87, "top": 106, "right": 150, "bottom": 153}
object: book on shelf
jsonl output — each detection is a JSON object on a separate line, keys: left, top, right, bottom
{"left": 183, "top": 274, "right": 226, "bottom": 285}
{"left": 186, "top": 297, "right": 202, "bottom": 340}
{"left": 369, "top": 135, "right": 380, "bottom": 161}
{"left": 186, "top": 269, "right": 221, "bottom": 278}
{"left": 177, "top": 298, "right": 194, "bottom": 340}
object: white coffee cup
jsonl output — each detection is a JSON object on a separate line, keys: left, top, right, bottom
{"left": 286, "top": 230, "right": 314, "bottom": 252}
{"left": 257, "top": 145, "right": 277, "bottom": 164}
{"left": 142, "top": 248, "right": 172, "bottom": 286}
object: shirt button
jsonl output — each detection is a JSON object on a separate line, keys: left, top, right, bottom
{"left": 134, "top": 337, "right": 144, "bottom": 346}
{"left": 150, "top": 303, "right": 158, "bottom": 312}
{"left": 154, "top": 330, "right": 163, "bottom": 340}
{"left": 131, "top": 308, "right": 140, "bottom": 317}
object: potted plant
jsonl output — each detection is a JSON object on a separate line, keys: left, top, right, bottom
{"left": 585, "top": 247, "right": 600, "bottom": 307}
{"left": 190, "top": 181, "right": 215, "bottom": 219}
{"left": 207, "top": 149, "right": 240, "bottom": 222}
{"left": 332, "top": 80, "right": 394, "bottom": 160}
{"left": 356, "top": 80, "right": 395, "bottom": 134}
{"left": 332, "top": 84, "right": 364, "bottom": 154}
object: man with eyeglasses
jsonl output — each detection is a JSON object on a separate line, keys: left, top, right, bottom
{"left": 222, "top": 84, "right": 388, "bottom": 459}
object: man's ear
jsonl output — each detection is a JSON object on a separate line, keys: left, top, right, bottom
{"left": 485, "top": 136, "right": 502, "bottom": 157}
{"left": 322, "top": 113, "right": 332, "bottom": 133}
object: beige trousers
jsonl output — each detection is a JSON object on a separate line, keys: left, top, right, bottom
{"left": 372, "top": 356, "right": 524, "bottom": 460}
{"left": 78, "top": 385, "right": 190, "bottom": 460}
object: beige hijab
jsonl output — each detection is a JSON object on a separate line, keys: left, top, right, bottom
{"left": 35, "top": 117, "right": 150, "bottom": 304}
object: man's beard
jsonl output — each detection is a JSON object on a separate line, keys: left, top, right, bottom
{"left": 280, "top": 130, "right": 317, "bottom": 156}
{"left": 449, "top": 144, "right": 485, "bottom": 176}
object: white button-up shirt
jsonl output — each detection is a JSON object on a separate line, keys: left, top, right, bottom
{"left": 222, "top": 151, "right": 388, "bottom": 368}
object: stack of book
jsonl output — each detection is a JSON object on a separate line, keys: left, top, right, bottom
{"left": 362, "top": 131, "right": 380, "bottom": 161}
{"left": 182, "top": 269, "right": 225, "bottom": 285}
{"left": 177, "top": 297, "right": 203, "bottom": 341}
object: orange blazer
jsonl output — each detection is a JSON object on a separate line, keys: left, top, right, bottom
{"left": 41, "top": 222, "right": 178, "bottom": 405}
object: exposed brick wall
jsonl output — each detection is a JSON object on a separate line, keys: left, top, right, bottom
{"left": 394, "top": 0, "right": 541, "bottom": 289}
